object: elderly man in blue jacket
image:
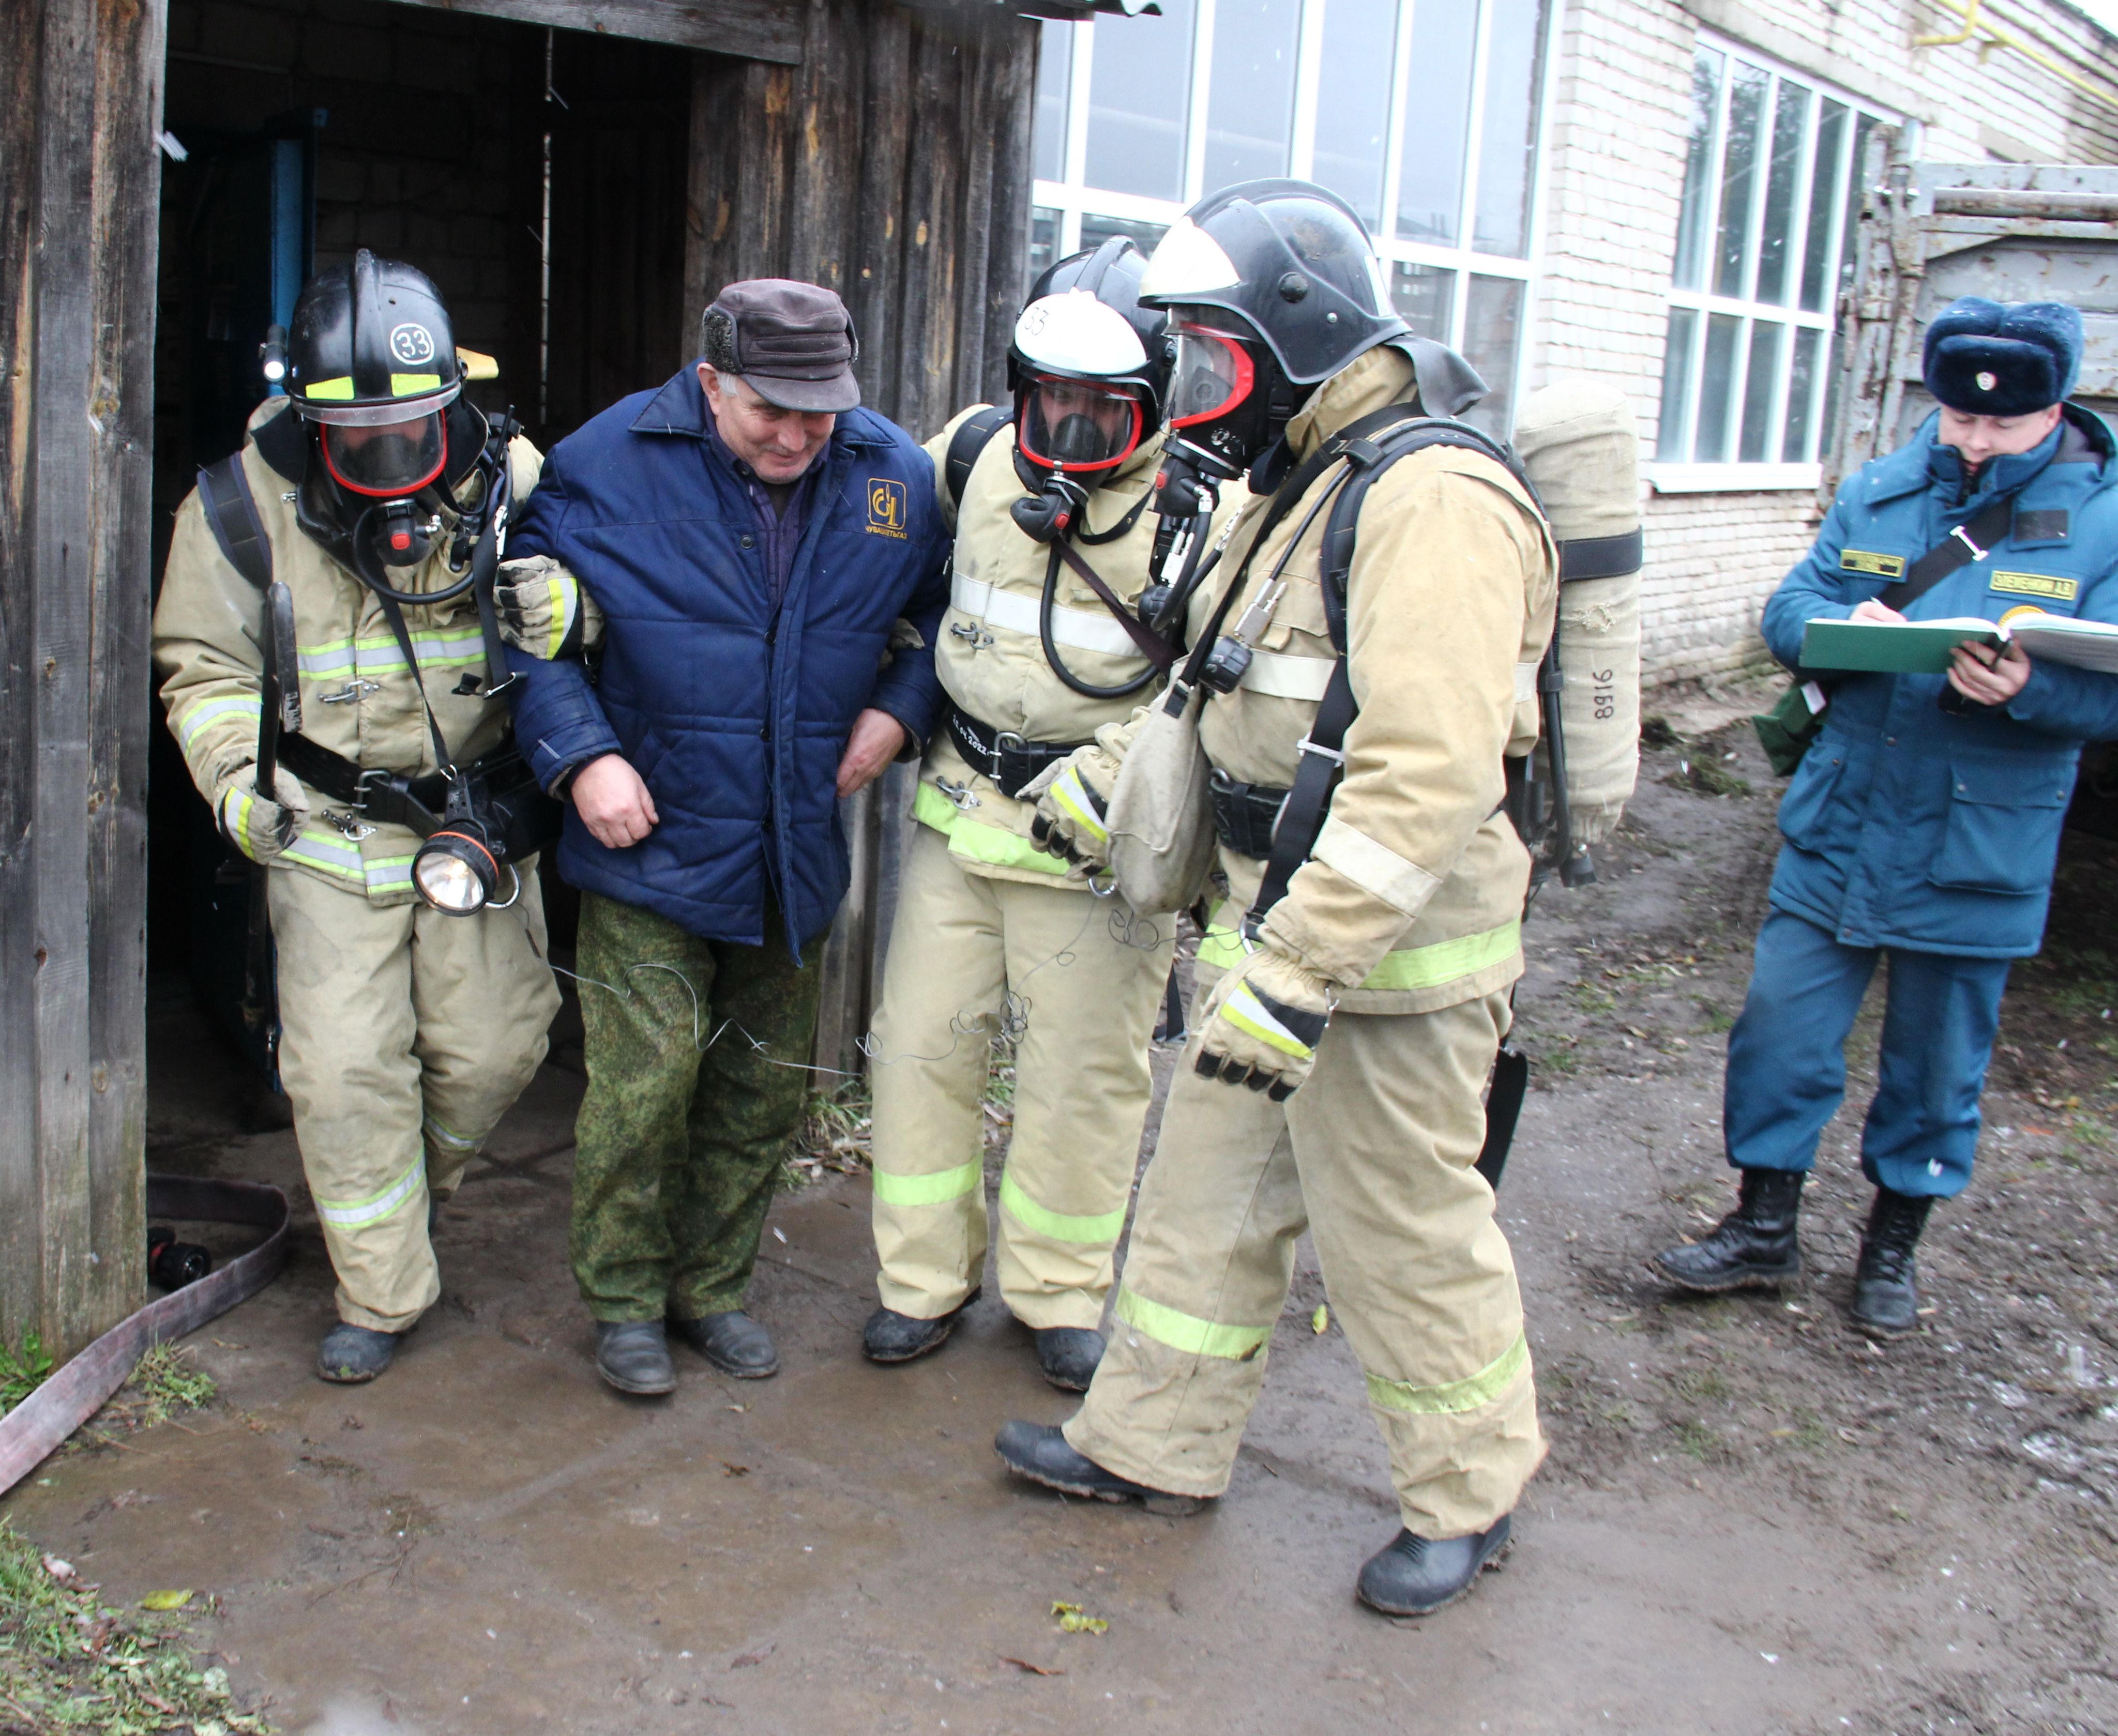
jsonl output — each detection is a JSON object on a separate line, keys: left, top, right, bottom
{"left": 501, "top": 280, "right": 947, "bottom": 1395}
{"left": 1656, "top": 297, "right": 2118, "bottom": 1336}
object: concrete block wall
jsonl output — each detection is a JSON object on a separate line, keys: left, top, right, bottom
{"left": 1531, "top": 0, "right": 2118, "bottom": 687}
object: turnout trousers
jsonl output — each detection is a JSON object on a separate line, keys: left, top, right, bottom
{"left": 570, "top": 891, "right": 824, "bottom": 1322}
{"left": 867, "top": 824, "right": 1175, "bottom": 1329}
{"left": 268, "top": 863, "right": 559, "bottom": 1332}
{"left": 1066, "top": 985, "right": 1544, "bottom": 1540}
{"left": 1723, "top": 909, "right": 2013, "bottom": 1199}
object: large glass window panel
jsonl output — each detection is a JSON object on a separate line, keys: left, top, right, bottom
{"left": 1312, "top": 0, "right": 1399, "bottom": 230}
{"left": 1714, "top": 61, "right": 1768, "bottom": 299}
{"left": 1033, "top": 23, "right": 1072, "bottom": 184}
{"left": 1782, "top": 325, "right": 1822, "bottom": 462}
{"left": 1397, "top": 0, "right": 1479, "bottom": 245}
{"left": 1753, "top": 79, "right": 1809, "bottom": 306}
{"left": 1739, "top": 321, "right": 1783, "bottom": 462}
{"left": 1837, "top": 111, "right": 1879, "bottom": 300}
{"left": 1030, "top": 208, "right": 1061, "bottom": 284}
{"left": 1080, "top": 212, "right": 1169, "bottom": 256}
{"left": 1203, "top": 0, "right": 1303, "bottom": 190}
{"left": 1695, "top": 311, "right": 1742, "bottom": 462}
{"left": 1798, "top": 100, "right": 1847, "bottom": 313}
{"left": 1083, "top": 0, "right": 1198, "bottom": 201}
{"left": 1657, "top": 307, "right": 1698, "bottom": 461}
{"left": 1461, "top": 273, "right": 1524, "bottom": 436}
{"left": 1390, "top": 261, "right": 1456, "bottom": 342}
{"left": 1671, "top": 48, "right": 1723, "bottom": 292}
{"left": 1473, "top": 0, "right": 1549, "bottom": 257}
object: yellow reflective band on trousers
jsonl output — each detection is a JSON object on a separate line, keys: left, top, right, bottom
{"left": 1113, "top": 1284, "right": 1270, "bottom": 1361}
{"left": 313, "top": 1156, "right": 427, "bottom": 1229}
{"left": 913, "top": 780, "right": 1070, "bottom": 877}
{"left": 1365, "top": 1330, "right": 1530, "bottom": 1415}
{"left": 1199, "top": 907, "right": 1521, "bottom": 993}
{"left": 998, "top": 1169, "right": 1126, "bottom": 1245}
{"left": 870, "top": 1152, "right": 984, "bottom": 1208}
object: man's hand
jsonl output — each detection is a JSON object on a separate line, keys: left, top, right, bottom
{"left": 1949, "top": 637, "right": 2032, "bottom": 706}
{"left": 837, "top": 708, "right": 907, "bottom": 797}
{"left": 1850, "top": 599, "right": 1907, "bottom": 624}
{"left": 571, "top": 753, "right": 658, "bottom": 848}
{"left": 216, "top": 766, "right": 310, "bottom": 864}
{"left": 1193, "top": 943, "right": 1336, "bottom": 1102}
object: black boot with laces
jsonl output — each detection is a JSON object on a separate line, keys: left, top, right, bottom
{"left": 1652, "top": 1168, "right": 1804, "bottom": 1293}
{"left": 1849, "top": 1187, "right": 1935, "bottom": 1337}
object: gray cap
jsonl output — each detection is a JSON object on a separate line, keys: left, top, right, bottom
{"left": 703, "top": 279, "right": 860, "bottom": 413}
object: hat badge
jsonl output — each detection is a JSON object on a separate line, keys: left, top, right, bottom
{"left": 1976, "top": 370, "right": 1998, "bottom": 393}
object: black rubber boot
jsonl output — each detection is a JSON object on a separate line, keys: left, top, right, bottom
{"left": 594, "top": 1320, "right": 676, "bottom": 1395}
{"left": 1356, "top": 1516, "right": 1513, "bottom": 1617}
{"left": 992, "top": 1420, "right": 1204, "bottom": 1515}
{"left": 669, "top": 1309, "right": 779, "bottom": 1379}
{"left": 1652, "top": 1168, "right": 1805, "bottom": 1292}
{"left": 1850, "top": 1187, "right": 1935, "bottom": 1337}
{"left": 1032, "top": 1326, "right": 1105, "bottom": 1393}
{"left": 317, "top": 1323, "right": 400, "bottom": 1384}
{"left": 862, "top": 1288, "right": 981, "bottom": 1365}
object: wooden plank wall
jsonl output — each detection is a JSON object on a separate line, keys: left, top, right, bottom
{"left": 1, "top": 0, "right": 164, "bottom": 1359}
{"left": 682, "top": 0, "right": 1038, "bottom": 1077}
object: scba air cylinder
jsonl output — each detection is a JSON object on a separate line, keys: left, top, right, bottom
{"left": 1512, "top": 379, "right": 1643, "bottom": 849}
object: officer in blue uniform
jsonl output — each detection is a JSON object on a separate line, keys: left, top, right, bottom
{"left": 1655, "top": 298, "right": 2118, "bottom": 1335}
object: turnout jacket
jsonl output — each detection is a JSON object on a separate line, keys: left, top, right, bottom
{"left": 154, "top": 399, "right": 542, "bottom": 904}
{"left": 503, "top": 366, "right": 949, "bottom": 954}
{"left": 1763, "top": 405, "right": 2118, "bottom": 958}
{"left": 914, "top": 413, "right": 1243, "bottom": 887}
{"left": 1189, "top": 345, "right": 1558, "bottom": 1014}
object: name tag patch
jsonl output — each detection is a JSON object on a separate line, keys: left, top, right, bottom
{"left": 1990, "top": 570, "right": 2078, "bottom": 601}
{"left": 1841, "top": 549, "right": 1906, "bottom": 578}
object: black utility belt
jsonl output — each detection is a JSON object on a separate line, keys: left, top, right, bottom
{"left": 277, "top": 732, "right": 558, "bottom": 860}
{"left": 945, "top": 708, "right": 1086, "bottom": 800}
{"left": 1209, "top": 769, "right": 1290, "bottom": 860}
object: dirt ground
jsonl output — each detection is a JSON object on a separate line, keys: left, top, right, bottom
{"left": 6, "top": 680, "right": 2118, "bottom": 1735}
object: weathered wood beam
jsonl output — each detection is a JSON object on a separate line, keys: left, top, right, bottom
{"left": 374, "top": 0, "right": 805, "bottom": 65}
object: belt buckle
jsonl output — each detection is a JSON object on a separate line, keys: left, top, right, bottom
{"left": 994, "top": 730, "right": 1028, "bottom": 756}
{"left": 352, "top": 767, "right": 395, "bottom": 814}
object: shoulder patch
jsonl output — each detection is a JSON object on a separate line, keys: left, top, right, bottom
{"left": 1841, "top": 549, "right": 1906, "bottom": 578}
{"left": 1990, "top": 570, "right": 2079, "bottom": 602}
{"left": 2013, "top": 509, "right": 2069, "bottom": 543}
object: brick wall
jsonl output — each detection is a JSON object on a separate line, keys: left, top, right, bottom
{"left": 1532, "top": 0, "right": 2118, "bottom": 687}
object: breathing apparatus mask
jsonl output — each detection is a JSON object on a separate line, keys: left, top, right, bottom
{"left": 1006, "top": 280, "right": 1160, "bottom": 546}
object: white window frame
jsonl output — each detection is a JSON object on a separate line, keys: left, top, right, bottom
{"left": 1650, "top": 32, "right": 1898, "bottom": 495}
{"left": 1030, "top": 0, "right": 1564, "bottom": 429}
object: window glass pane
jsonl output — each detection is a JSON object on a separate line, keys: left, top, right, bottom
{"left": 1472, "top": 0, "right": 1549, "bottom": 257}
{"left": 1460, "top": 273, "right": 1523, "bottom": 436}
{"left": 1695, "top": 311, "right": 1742, "bottom": 463}
{"left": 1753, "top": 79, "right": 1808, "bottom": 306}
{"left": 1390, "top": 261, "right": 1456, "bottom": 342}
{"left": 1312, "top": 0, "right": 1399, "bottom": 231}
{"left": 1671, "top": 48, "right": 1722, "bottom": 292}
{"left": 1657, "top": 306, "right": 1698, "bottom": 461}
{"left": 1739, "top": 320, "right": 1783, "bottom": 462}
{"left": 1782, "top": 325, "right": 1821, "bottom": 462}
{"left": 1079, "top": 212, "right": 1169, "bottom": 256}
{"left": 1204, "top": 0, "right": 1303, "bottom": 190}
{"left": 1714, "top": 61, "right": 1768, "bottom": 299}
{"left": 1084, "top": 0, "right": 1197, "bottom": 201}
{"left": 1798, "top": 100, "right": 1845, "bottom": 313}
{"left": 1837, "top": 112, "right": 1879, "bottom": 302}
{"left": 1030, "top": 208, "right": 1061, "bottom": 284}
{"left": 1398, "top": 0, "right": 1478, "bottom": 245}
{"left": 1033, "top": 23, "right": 1072, "bottom": 184}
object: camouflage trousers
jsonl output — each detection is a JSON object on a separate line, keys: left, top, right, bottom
{"left": 570, "top": 891, "right": 823, "bottom": 1322}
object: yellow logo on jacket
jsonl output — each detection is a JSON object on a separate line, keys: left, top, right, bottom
{"left": 1841, "top": 549, "right": 1906, "bottom": 578}
{"left": 1990, "top": 570, "right": 2078, "bottom": 602}
{"left": 867, "top": 478, "right": 908, "bottom": 540}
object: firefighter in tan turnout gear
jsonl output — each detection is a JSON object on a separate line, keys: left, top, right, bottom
{"left": 863, "top": 241, "right": 1240, "bottom": 1391}
{"left": 995, "top": 181, "right": 1559, "bottom": 1616}
{"left": 154, "top": 252, "right": 561, "bottom": 1384}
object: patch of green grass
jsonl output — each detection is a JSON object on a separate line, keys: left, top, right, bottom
{"left": 126, "top": 1345, "right": 216, "bottom": 1428}
{"left": 1668, "top": 755, "right": 1752, "bottom": 798}
{"left": 1693, "top": 1001, "right": 1735, "bottom": 1034}
{"left": 1672, "top": 1421, "right": 1717, "bottom": 1462}
{"left": 788, "top": 1079, "right": 874, "bottom": 1186}
{"left": 1669, "top": 1366, "right": 1731, "bottom": 1404}
{"left": 0, "top": 1519, "right": 269, "bottom": 1733}
{"left": 1, "top": 1332, "right": 53, "bottom": 1415}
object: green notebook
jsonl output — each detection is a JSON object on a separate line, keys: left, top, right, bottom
{"left": 1800, "top": 617, "right": 2003, "bottom": 675}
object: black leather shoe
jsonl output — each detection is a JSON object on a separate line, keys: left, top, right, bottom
{"left": 1653, "top": 1168, "right": 1804, "bottom": 1292}
{"left": 992, "top": 1420, "right": 1204, "bottom": 1515}
{"left": 317, "top": 1323, "right": 400, "bottom": 1384}
{"left": 862, "top": 1288, "right": 981, "bottom": 1365}
{"left": 669, "top": 1309, "right": 779, "bottom": 1378}
{"left": 1356, "top": 1516, "right": 1513, "bottom": 1616}
{"left": 1850, "top": 1187, "right": 1935, "bottom": 1337}
{"left": 594, "top": 1320, "right": 676, "bottom": 1395}
{"left": 1032, "top": 1326, "right": 1105, "bottom": 1392}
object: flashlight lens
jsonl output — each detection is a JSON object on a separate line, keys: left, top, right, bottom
{"left": 414, "top": 845, "right": 489, "bottom": 913}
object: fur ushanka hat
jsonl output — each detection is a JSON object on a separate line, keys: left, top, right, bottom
{"left": 1923, "top": 296, "right": 2082, "bottom": 417}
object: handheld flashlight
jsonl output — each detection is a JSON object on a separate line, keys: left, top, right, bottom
{"left": 260, "top": 324, "right": 289, "bottom": 388}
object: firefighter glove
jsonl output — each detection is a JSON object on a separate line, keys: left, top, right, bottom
{"left": 1022, "top": 740, "right": 1121, "bottom": 869}
{"left": 216, "top": 765, "right": 310, "bottom": 865}
{"left": 1194, "top": 942, "right": 1336, "bottom": 1101}
{"left": 495, "top": 555, "right": 600, "bottom": 660}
